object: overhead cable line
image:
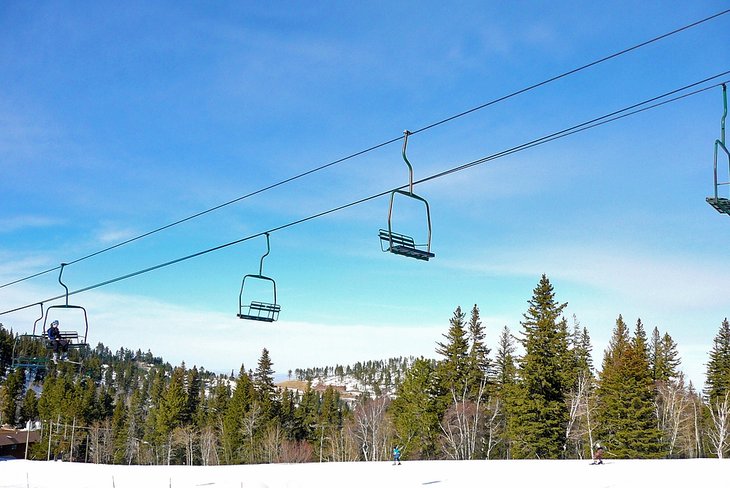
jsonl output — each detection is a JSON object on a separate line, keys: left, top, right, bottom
{"left": 2, "top": 8, "right": 728, "bottom": 291}
{"left": 2, "top": 74, "right": 726, "bottom": 317}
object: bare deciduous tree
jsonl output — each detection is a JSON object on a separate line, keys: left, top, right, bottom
{"left": 352, "top": 396, "right": 392, "bottom": 461}
{"left": 655, "top": 375, "right": 691, "bottom": 457}
{"left": 440, "top": 375, "right": 487, "bottom": 460}
{"left": 198, "top": 425, "right": 219, "bottom": 466}
{"left": 707, "top": 391, "right": 730, "bottom": 459}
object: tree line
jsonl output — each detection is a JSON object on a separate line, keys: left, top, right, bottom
{"left": 0, "top": 274, "right": 728, "bottom": 463}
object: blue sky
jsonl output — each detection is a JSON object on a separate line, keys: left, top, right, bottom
{"left": 1, "top": 1, "right": 729, "bottom": 386}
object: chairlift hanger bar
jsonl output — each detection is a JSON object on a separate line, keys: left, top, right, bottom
{"left": 707, "top": 83, "right": 730, "bottom": 214}
{"left": 1, "top": 75, "right": 728, "bottom": 317}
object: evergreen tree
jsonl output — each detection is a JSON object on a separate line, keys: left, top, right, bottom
{"left": 19, "top": 388, "right": 38, "bottom": 424}
{"left": 0, "top": 368, "right": 24, "bottom": 425}
{"left": 705, "top": 318, "right": 730, "bottom": 403}
{"left": 511, "top": 275, "right": 569, "bottom": 459}
{"left": 704, "top": 318, "right": 730, "bottom": 459}
{"left": 649, "top": 327, "right": 681, "bottom": 383}
{"left": 185, "top": 366, "right": 202, "bottom": 426}
{"left": 494, "top": 326, "right": 517, "bottom": 386}
{"left": 222, "top": 366, "right": 256, "bottom": 463}
{"left": 111, "top": 399, "right": 128, "bottom": 464}
{"left": 467, "top": 304, "right": 492, "bottom": 381}
{"left": 254, "top": 348, "right": 276, "bottom": 405}
{"left": 596, "top": 317, "right": 664, "bottom": 458}
{"left": 156, "top": 365, "right": 187, "bottom": 444}
{"left": 391, "top": 357, "right": 441, "bottom": 459}
{"left": 435, "top": 306, "right": 471, "bottom": 402}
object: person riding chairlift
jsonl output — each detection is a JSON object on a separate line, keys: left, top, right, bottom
{"left": 47, "top": 320, "right": 69, "bottom": 363}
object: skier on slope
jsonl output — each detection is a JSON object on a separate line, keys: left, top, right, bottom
{"left": 392, "top": 446, "right": 402, "bottom": 465}
{"left": 591, "top": 443, "right": 604, "bottom": 465}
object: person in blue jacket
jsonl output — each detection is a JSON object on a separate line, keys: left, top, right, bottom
{"left": 392, "top": 446, "right": 402, "bottom": 465}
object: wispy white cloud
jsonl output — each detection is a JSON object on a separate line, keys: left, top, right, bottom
{"left": 93, "top": 224, "right": 138, "bottom": 244}
{"left": 443, "top": 242, "right": 729, "bottom": 310}
{"left": 0, "top": 215, "right": 61, "bottom": 233}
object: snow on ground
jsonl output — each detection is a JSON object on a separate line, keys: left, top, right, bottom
{"left": 0, "top": 458, "right": 726, "bottom": 488}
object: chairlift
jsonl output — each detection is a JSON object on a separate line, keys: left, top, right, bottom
{"left": 237, "top": 233, "right": 281, "bottom": 322}
{"left": 42, "top": 263, "right": 90, "bottom": 360}
{"left": 11, "top": 303, "right": 50, "bottom": 372}
{"left": 379, "top": 130, "right": 435, "bottom": 261}
{"left": 707, "top": 83, "right": 730, "bottom": 215}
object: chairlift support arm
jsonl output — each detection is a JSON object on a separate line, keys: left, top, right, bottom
{"left": 709, "top": 83, "right": 730, "bottom": 214}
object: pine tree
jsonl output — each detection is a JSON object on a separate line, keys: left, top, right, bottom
{"left": 705, "top": 318, "right": 730, "bottom": 403}
{"left": 0, "top": 368, "right": 24, "bottom": 425}
{"left": 435, "top": 306, "right": 471, "bottom": 402}
{"left": 596, "top": 317, "right": 664, "bottom": 458}
{"left": 222, "top": 365, "right": 256, "bottom": 463}
{"left": 391, "top": 357, "right": 440, "bottom": 459}
{"left": 254, "top": 348, "right": 276, "bottom": 404}
{"left": 494, "top": 326, "right": 517, "bottom": 386}
{"left": 511, "top": 275, "right": 569, "bottom": 459}
{"left": 649, "top": 327, "right": 681, "bottom": 383}
{"left": 704, "top": 318, "right": 730, "bottom": 458}
{"left": 467, "top": 304, "right": 492, "bottom": 383}
{"left": 155, "top": 364, "right": 187, "bottom": 456}
{"left": 111, "top": 399, "right": 128, "bottom": 464}
{"left": 19, "top": 388, "right": 38, "bottom": 424}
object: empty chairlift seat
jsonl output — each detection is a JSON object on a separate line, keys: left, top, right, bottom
{"left": 378, "top": 130, "right": 435, "bottom": 261}
{"left": 237, "top": 233, "right": 281, "bottom": 323}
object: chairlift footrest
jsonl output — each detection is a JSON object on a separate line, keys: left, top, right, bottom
{"left": 707, "top": 197, "right": 730, "bottom": 215}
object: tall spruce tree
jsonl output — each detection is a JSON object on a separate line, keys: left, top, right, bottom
{"left": 467, "top": 304, "right": 492, "bottom": 382}
{"left": 391, "top": 357, "right": 441, "bottom": 459}
{"left": 649, "top": 327, "right": 681, "bottom": 383}
{"left": 705, "top": 318, "right": 730, "bottom": 402}
{"left": 494, "top": 326, "right": 517, "bottom": 386}
{"left": 705, "top": 318, "right": 730, "bottom": 458}
{"left": 223, "top": 365, "right": 256, "bottom": 463}
{"left": 512, "top": 275, "right": 569, "bottom": 459}
{"left": 435, "top": 306, "right": 471, "bottom": 402}
{"left": 596, "top": 317, "right": 664, "bottom": 458}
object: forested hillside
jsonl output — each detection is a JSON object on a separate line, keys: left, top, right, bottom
{"left": 0, "top": 275, "right": 729, "bottom": 464}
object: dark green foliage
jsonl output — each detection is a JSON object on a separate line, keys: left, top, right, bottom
{"left": 0, "top": 324, "right": 14, "bottom": 375}
{"left": 467, "top": 304, "right": 492, "bottom": 381}
{"left": 705, "top": 318, "right": 730, "bottom": 403}
{"left": 596, "top": 317, "right": 665, "bottom": 458}
{"left": 1, "top": 367, "right": 25, "bottom": 424}
{"left": 511, "top": 275, "right": 569, "bottom": 459}
{"left": 649, "top": 327, "right": 681, "bottom": 383}
{"left": 254, "top": 348, "right": 277, "bottom": 419}
{"left": 391, "top": 357, "right": 441, "bottom": 459}
{"left": 155, "top": 364, "right": 187, "bottom": 439}
{"left": 435, "top": 306, "right": 471, "bottom": 402}
{"left": 494, "top": 326, "right": 517, "bottom": 387}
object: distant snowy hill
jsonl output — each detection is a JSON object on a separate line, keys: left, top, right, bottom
{"left": 276, "top": 356, "right": 420, "bottom": 400}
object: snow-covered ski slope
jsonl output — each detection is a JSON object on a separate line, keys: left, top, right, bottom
{"left": 1, "top": 458, "right": 726, "bottom": 488}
